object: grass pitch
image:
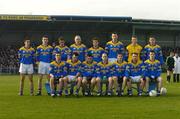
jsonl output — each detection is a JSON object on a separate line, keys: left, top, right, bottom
{"left": 0, "top": 74, "right": 180, "bottom": 119}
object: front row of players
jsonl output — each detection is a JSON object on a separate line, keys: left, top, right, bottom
{"left": 49, "top": 51, "right": 162, "bottom": 97}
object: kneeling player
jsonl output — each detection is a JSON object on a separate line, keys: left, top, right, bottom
{"left": 125, "top": 53, "right": 145, "bottom": 96}
{"left": 112, "top": 52, "right": 127, "bottom": 96}
{"left": 67, "top": 52, "right": 82, "bottom": 96}
{"left": 144, "top": 51, "right": 162, "bottom": 96}
{"left": 81, "top": 53, "right": 97, "bottom": 96}
{"left": 95, "top": 53, "right": 113, "bottom": 96}
{"left": 49, "top": 54, "right": 68, "bottom": 97}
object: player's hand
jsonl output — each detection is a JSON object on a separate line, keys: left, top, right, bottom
{"left": 36, "top": 62, "right": 39, "bottom": 65}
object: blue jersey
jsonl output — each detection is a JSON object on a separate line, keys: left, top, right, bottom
{"left": 67, "top": 60, "right": 81, "bottom": 76}
{"left": 113, "top": 61, "right": 127, "bottom": 77}
{"left": 144, "top": 59, "right": 162, "bottom": 78}
{"left": 81, "top": 61, "right": 97, "bottom": 77}
{"left": 105, "top": 41, "right": 124, "bottom": 59}
{"left": 18, "top": 47, "right": 35, "bottom": 64}
{"left": 125, "top": 61, "right": 145, "bottom": 77}
{"left": 143, "top": 44, "right": 164, "bottom": 64}
{"left": 36, "top": 45, "right": 53, "bottom": 63}
{"left": 87, "top": 47, "right": 105, "bottom": 63}
{"left": 49, "top": 61, "right": 68, "bottom": 78}
{"left": 70, "top": 44, "right": 87, "bottom": 62}
{"left": 53, "top": 46, "right": 70, "bottom": 61}
{"left": 95, "top": 62, "right": 113, "bottom": 77}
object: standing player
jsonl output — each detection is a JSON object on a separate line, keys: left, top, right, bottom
{"left": 166, "top": 51, "right": 175, "bottom": 83}
{"left": 18, "top": 39, "right": 35, "bottom": 96}
{"left": 95, "top": 53, "right": 113, "bottom": 96}
{"left": 112, "top": 52, "right": 127, "bottom": 96}
{"left": 49, "top": 53, "right": 68, "bottom": 97}
{"left": 125, "top": 53, "right": 145, "bottom": 96}
{"left": 173, "top": 52, "right": 180, "bottom": 83}
{"left": 81, "top": 53, "right": 97, "bottom": 96}
{"left": 66, "top": 52, "right": 82, "bottom": 96}
{"left": 126, "top": 35, "right": 143, "bottom": 62}
{"left": 53, "top": 37, "right": 71, "bottom": 61}
{"left": 105, "top": 32, "right": 124, "bottom": 63}
{"left": 36, "top": 35, "right": 53, "bottom": 95}
{"left": 143, "top": 36, "right": 164, "bottom": 64}
{"left": 144, "top": 51, "right": 162, "bottom": 96}
{"left": 70, "top": 35, "right": 87, "bottom": 62}
{"left": 88, "top": 37, "right": 105, "bottom": 63}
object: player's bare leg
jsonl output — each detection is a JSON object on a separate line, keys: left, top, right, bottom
{"left": 28, "top": 74, "right": 34, "bottom": 96}
{"left": 121, "top": 77, "right": 127, "bottom": 95}
{"left": 57, "top": 78, "right": 63, "bottom": 96}
{"left": 63, "top": 77, "right": 69, "bottom": 96}
{"left": 138, "top": 78, "right": 144, "bottom": 96}
{"left": 50, "top": 77, "right": 56, "bottom": 97}
{"left": 37, "top": 74, "right": 43, "bottom": 95}
{"left": 19, "top": 74, "right": 25, "bottom": 96}
{"left": 157, "top": 77, "right": 162, "bottom": 96}
{"left": 96, "top": 77, "right": 101, "bottom": 96}
{"left": 108, "top": 77, "right": 113, "bottom": 96}
{"left": 113, "top": 76, "right": 119, "bottom": 95}
{"left": 82, "top": 77, "right": 88, "bottom": 96}
{"left": 127, "top": 78, "right": 132, "bottom": 96}
{"left": 75, "top": 77, "right": 82, "bottom": 95}
{"left": 90, "top": 78, "right": 96, "bottom": 95}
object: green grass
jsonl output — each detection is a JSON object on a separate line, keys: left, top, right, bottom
{"left": 0, "top": 74, "right": 180, "bottom": 119}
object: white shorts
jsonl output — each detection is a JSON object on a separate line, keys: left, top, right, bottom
{"left": 130, "top": 76, "right": 142, "bottom": 83}
{"left": 38, "top": 62, "right": 50, "bottom": 75}
{"left": 67, "top": 75, "right": 76, "bottom": 82}
{"left": 108, "top": 58, "right": 117, "bottom": 63}
{"left": 19, "top": 63, "right": 33, "bottom": 74}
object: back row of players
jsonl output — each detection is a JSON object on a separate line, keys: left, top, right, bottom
{"left": 18, "top": 33, "right": 163, "bottom": 97}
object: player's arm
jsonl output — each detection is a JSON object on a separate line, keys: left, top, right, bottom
{"left": 94, "top": 64, "right": 101, "bottom": 77}
{"left": 105, "top": 43, "right": 109, "bottom": 54}
{"left": 18, "top": 49, "right": 22, "bottom": 62}
{"left": 125, "top": 64, "right": 130, "bottom": 78}
{"left": 67, "top": 48, "right": 71, "bottom": 60}
{"left": 49, "top": 64, "right": 55, "bottom": 78}
{"left": 32, "top": 48, "right": 36, "bottom": 64}
{"left": 50, "top": 47, "right": 54, "bottom": 62}
{"left": 158, "top": 48, "right": 164, "bottom": 65}
{"left": 36, "top": 47, "right": 40, "bottom": 63}
{"left": 52, "top": 48, "right": 57, "bottom": 60}
{"left": 156, "top": 62, "right": 162, "bottom": 77}
{"left": 141, "top": 62, "right": 147, "bottom": 78}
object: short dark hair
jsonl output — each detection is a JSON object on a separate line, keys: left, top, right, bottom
{"left": 42, "top": 35, "right": 48, "bottom": 38}
{"left": 24, "top": 39, "right": 30, "bottom": 43}
{"left": 58, "top": 36, "right": 65, "bottom": 42}
{"left": 149, "top": 50, "right": 155, "bottom": 53}
{"left": 132, "top": 52, "right": 138, "bottom": 56}
{"left": 117, "top": 51, "right": 123, "bottom": 55}
{"left": 87, "top": 53, "right": 93, "bottom": 57}
{"left": 72, "top": 52, "right": 79, "bottom": 57}
{"left": 149, "top": 36, "right": 156, "bottom": 39}
{"left": 132, "top": 35, "right": 137, "bottom": 38}
{"left": 92, "top": 37, "right": 99, "bottom": 42}
{"left": 112, "top": 32, "right": 118, "bottom": 35}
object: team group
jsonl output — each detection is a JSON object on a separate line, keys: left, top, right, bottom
{"left": 18, "top": 33, "right": 164, "bottom": 97}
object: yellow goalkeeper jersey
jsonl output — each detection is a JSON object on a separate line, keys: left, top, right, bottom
{"left": 126, "top": 43, "right": 142, "bottom": 62}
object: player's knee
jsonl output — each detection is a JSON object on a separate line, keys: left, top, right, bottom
{"left": 157, "top": 77, "right": 162, "bottom": 83}
{"left": 113, "top": 76, "right": 118, "bottom": 81}
{"left": 96, "top": 78, "right": 101, "bottom": 83}
{"left": 59, "top": 78, "right": 63, "bottom": 83}
{"left": 82, "top": 79, "right": 87, "bottom": 84}
{"left": 108, "top": 77, "right": 113, "bottom": 83}
{"left": 91, "top": 78, "right": 96, "bottom": 84}
{"left": 77, "top": 77, "right": 82, "bottom": 83}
